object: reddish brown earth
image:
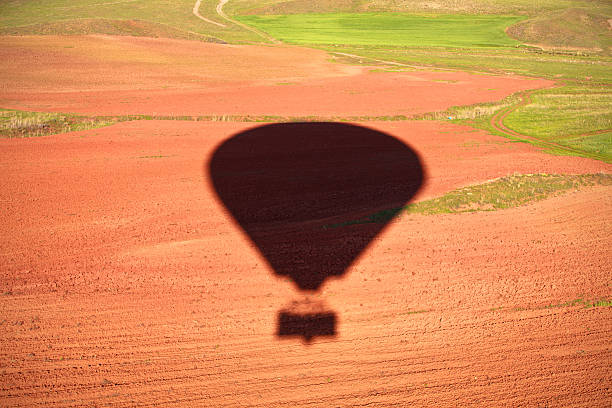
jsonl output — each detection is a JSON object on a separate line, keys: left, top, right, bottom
{"left": 1, "top": 36, "right": 611, "bottom": 407}
{"left": 0, "top": 36, "right": 552, "bottom": 116}
{"left": 2, "top": 120, "right": 611, "bottom": 407}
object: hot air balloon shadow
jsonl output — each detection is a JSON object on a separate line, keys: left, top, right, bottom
{"left": 208, "top": 122, "right": 424, "bottom": 343}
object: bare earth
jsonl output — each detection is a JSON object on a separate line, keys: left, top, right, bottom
{"left": 0, "top": 36, "right": 552, "bottom": 116}
{"left": 1, "top": 36, "right": 611, "bottom": 407}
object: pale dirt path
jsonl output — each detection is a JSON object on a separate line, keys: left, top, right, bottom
{"left": 193, "top": 0, "right": 226, "bottom": 27}
{"left": 216, "top": 0, "right": 280, "bottom": 43}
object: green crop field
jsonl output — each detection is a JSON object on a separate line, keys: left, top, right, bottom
{"left": 236, "top": 13, "right": 523, "bottom": 48}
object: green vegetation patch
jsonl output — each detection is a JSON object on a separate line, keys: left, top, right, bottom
{"left": 324, "top": 44, "right": 612, "bottom": 82}
{"left": 417, "top": 94, "right": 521, "bottom": 121}
{"left": 0, "top": 110, "right": 117, "bottom": 138}
{"left": 544, "top": 297, "right": 612, "bottom": 309}
{"left": 450, "top": 83, "right": 612, "bottom": 162}
{"left": 236, "top": 13, "right": 524, "bottom": 48}
{"left": 0, "top": 109, "right": 423, "bottom": 138}
{"left": 327, "top": 173, "right": 612, "bottom": 227}
{"left": 502, "top": 83, "right": 612, "bottom": 154}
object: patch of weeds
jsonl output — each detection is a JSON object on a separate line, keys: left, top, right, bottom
{"left": 406, "top": 309, "right": 429, "bottom": 315}
{"left": 586, "top": 299, "right": 612, "bottom": 308}
{"left": 137, "top": 155, "right": 171, "bottom": 159}
{"left": 415, "top": 93, "right": 519, "bottom": 121}
{"left": 326, "top": 173, "right": 612, "bottom": 228}
{"left": 502, "top": 83, "right": 612, "bottom": 158}
{"left": 544, "top": 297, "right": 611, "bottom": 309}
{"left": 544, "top": 298, "right": 588, "bottom": 309}
{"left": 0, "top": 109, "right": 117, "bottom": 138}
{"left": 0, "top": 110, "right": 423, "bottom": 139}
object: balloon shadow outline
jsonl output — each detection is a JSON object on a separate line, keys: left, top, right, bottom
{"left": 207, "top": 122, "right": 424, "bottom": 342}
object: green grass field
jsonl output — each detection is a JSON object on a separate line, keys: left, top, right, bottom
{"left": 503, "top": 84, "right": 612, "bottom": 158}
{"left": 235, "top": 13, "right": 523, "bottom": 48}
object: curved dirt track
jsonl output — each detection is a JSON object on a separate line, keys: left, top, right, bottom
{"left": 215, "top": 0, "right": 279, "bottom": 43}
{"left": 490, "top": 87, "right": 611, "bottom": 161}
{"left": 1, "top": 34, "right": 611, "bottom": 407}
{"left": 193, "top": 0, "right": 226, "bottom": 27}
{"left": 1, "top": 119, "right": 611, "bottom": 407}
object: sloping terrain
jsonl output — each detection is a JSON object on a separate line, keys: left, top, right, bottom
{"left": 507, "top": 8, "right": 612, "bottom": 53}
{"left": 0, "top": 18, "right": 223, "bottom": 42}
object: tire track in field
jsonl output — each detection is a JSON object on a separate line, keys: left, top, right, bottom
{"left": 193, "top": 0, "right": 226, "bottom": 27}
{"left": 215, "top": 0, "right": 280, "bottom": 43}
{"left": 490, "top": 87, "right": 610, "bottom": 161}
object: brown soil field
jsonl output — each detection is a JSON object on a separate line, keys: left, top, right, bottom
{"left": 1, "top": 36, "right": 611, "bottom": 407}
{"left": 0, "top": 36, "right": 552, "bottom": 116}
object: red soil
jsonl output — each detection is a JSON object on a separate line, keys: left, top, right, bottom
{"left": 0, "top": 35, "right": 552, "bottom": 116}
{"left": 1, "top": 120, "right": 610, "bottom": 407}
{"left": 1, "top": 35, "right": 610, "bottom": 407}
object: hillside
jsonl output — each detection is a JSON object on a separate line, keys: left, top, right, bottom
{"left": 507, "top": 8, "right": 611, "bottom": 53}
{"left": 229, "top": 0, "right": 611, "bottom": 16}
{"left": 0, "top": 18, "right": 225, "bottom": 42}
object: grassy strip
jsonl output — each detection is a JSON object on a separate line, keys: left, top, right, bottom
{"left": 236, "top": 13, "right": 523, "bottom": 48}
{"left": 504, "top": 84, "right": 611, "bottom": 138}
{"left": 0, "top": 110, "right": 118, "bottom": 138}
{"left": 326, "top": 173, "right": 612, "bottom": 228}
{"left": 502, "top": 297, "right": 611, "bottom": 312}
{"left": 501, "top": 83, "right": 612, "bottom": 158}
{"left": 544, "top": 298, "right": 612, "bottom": 309}
{"left": 450, "top": 84, "right": 612, "bottom": 162}
{"left": 0, "top": 109, "right": 423, "bottom": 138}
{"left": 415, "top": 93, "right": 521, "bottom": 121}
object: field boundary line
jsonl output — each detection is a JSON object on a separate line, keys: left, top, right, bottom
{"left": 193, "top": 0, "right": 226, "bottom": 27}
{"left": 216, "top": 0, "right": 280, "bottom": 43}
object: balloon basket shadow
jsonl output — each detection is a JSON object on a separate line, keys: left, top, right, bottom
{"left": 276, "top": 298, "right": 336, "bottom": 344}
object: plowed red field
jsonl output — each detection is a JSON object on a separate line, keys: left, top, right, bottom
{"left": 1, "top": 36, "right": 610, "bottom": 407}
{"left": 0, "top": 36, "right": 552, "bottom": 116}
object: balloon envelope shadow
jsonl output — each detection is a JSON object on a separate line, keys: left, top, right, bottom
{"left": 208, "top": 122, "right": 423, "bottom": 342}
